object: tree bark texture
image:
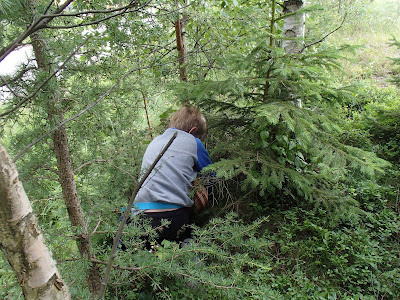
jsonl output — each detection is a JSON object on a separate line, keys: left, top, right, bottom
{"left": 28, "top": 3, "right": 102, "bottom": 294}
{"left": 0, "top": 143, "right": 70, "bottom": 300}
{"left": 283, "top": 0, "right": 305, "bottom": 54}
{"left": 175, "top": 0, "right": 188, "bottom": 82}
{"left": 30, "top": 32, "right": 89, "bottom": 254}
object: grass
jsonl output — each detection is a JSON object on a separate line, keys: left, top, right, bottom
{"left": 326, "top": 0, "right": 400, "bottom": 85}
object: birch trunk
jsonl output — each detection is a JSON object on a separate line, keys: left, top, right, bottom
{"left": 283, "top": 0, "right": 305, "bottom": 54}
{"left": 0, "top": 143, "right": 70, "bottom": 300}
{"left": 283, "top": 0, "right": 305, "bottom": 108}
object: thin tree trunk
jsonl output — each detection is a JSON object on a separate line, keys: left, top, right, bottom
{"left": 0, "top": 143, "right": 70, "bottom": 300}
{"left": 175, "top": 0, "right": 188, "bottom": 82}
{"left": 262, "top": 0, "right": 276, "bottom": 102}
{"left": 28, "top": 1, "right": 102, "bottom": 294}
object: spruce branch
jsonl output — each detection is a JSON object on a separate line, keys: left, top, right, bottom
{"left": 99, "top": 131, "right": 178, "bottom": 299}
{"left": 1, "top": 36, "right": 91, "bottom": 118}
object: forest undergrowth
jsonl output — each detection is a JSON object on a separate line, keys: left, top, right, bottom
{"left": 1, "top": 0, "right": 400, "bottom": 299}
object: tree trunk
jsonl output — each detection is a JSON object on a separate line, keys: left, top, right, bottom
{"left": 283, "top": 0, "right": 305, "bottom": 54}
{"left": 175, "top": 0, "right": 188, "bottom": 82}
{"left": 283, "top": 0, "right": 305, "bottom": 108}
{"left": 0, "top": 143, "right": 70, "bottom": 300}
{"left": 262, "top": 0, "right": 276, "bottom": 102}
{"left": 28, "top": 3, "right": 102, "bottom": 294}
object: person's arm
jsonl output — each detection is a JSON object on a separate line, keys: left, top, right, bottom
{"left": 194, "top": 138, "right": 212, "bottom": 171}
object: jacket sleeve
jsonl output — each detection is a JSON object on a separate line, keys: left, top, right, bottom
{"left": 194, "top": 138, "right": 212, "bottom": 171}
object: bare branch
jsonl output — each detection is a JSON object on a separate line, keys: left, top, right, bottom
{"left": 43, "top": 0, "right": 56, "bottom": 15}
{"left": 0, "top": 0, "right": 75, "bottom": 63}
{"left": 90, "top": 258, "right": 145, "bottom": 271}
{"left": 32, "top": 176, "right": 59, "bottom": 181}
{"left": 74, "top": 159, "right": 107, "bottom": 173}
{"left": 44, "top": 1, "right": 138, "bottom": 17}
{"left": 0, "top": 36, "right": 90, "bottom": 118}
{"left": 89, "top": 217, "right": 102, "bottom": 238}
{"left": 99, "top": 131, "right": 178, "bottom": 298}
{"left": 138, "top": 2, "right": 193, "bottom": 17}
{"left": 45, "top": 9, "right": 134, "bottom": 29}
{"left": 44, "top": 1, "right": 153, "bottom": 30}
{"left": 300, "top": 14, "right": 347, "bottom": 53}
{"left": 74, "top": 159, "right": 137, "bottom": 179}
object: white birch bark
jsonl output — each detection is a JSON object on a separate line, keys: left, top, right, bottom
{"left": 283, "top": 0, "right": 306, "bottom": 54}
{"left": 0, "top": 143, "right": 70, "bottom": 300}
{"left": 283, "top": 0, "right": 305, "bottom": 108}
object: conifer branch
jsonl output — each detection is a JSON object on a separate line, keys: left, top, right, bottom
{"left": 0, "top": 66, "right": 35, "bottom": 88}
{"left": 89, "top": 258, "right": 145, "bottom": 271}
{"left": 12, "top": 41, "right": 175, "bottom": 162}
{"left": 0, "top": 36, "right": 91, "bottom": 118}
{"left": 99, "top": 131, "right": 178, "bottom": 299}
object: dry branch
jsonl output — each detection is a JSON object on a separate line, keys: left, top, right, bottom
{"left": 0, "top": 0, "right": 74, "bottom": 63}
{"left": 99, "top": 131, "right": 178, "bottom": 298}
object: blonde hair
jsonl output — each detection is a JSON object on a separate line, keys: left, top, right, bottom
{"left": 169, "top": 106, "right": 207, "bottom": 138}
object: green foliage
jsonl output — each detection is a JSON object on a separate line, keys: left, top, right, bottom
{"left": 175, "top": 35, "right": 386, "bottom": 214}
{"left": 0, "top": 256, "right": 21, "bottom": 299}
{"left": 1, "top": 0, "right": 400, "bottom": 299}
{"left": 97, "top": 206, "right": 399, "bottom": 299}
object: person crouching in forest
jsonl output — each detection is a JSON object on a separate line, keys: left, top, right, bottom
{"left": 133, "top": 105, "right": 212, "bottom": 249}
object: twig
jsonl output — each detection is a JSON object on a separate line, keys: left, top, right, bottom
{"left": 90, "top": 217, "right": 102, "bottom": 238}
{"left": 42, "top": 1, "right": 139, "bottom": 18}
{"left": 99, "top": 131, "right": 178, "bottom": 298}
{"left": 300, "top": 14, "right": 347, "bottom": 53}
{"left": 43, "top": 0, "right": 55, "bottom": 16}
{"left": 175, "top": 272, "right": 260, "bottom": 293}
{"left": 0, "top": 66, "right": 36, "bottom": 88}
{"left": 73, "top": 159, "right": 107, "bottom": 173}
{"left": 0, "top": 76, "right": 27, "bottom": 98}
{"left": 144, "top": 274, "right": 172, "bottom": 299}
{"left": 43, "top": 1, "right": 153, "bottom": 30}
{"left": 90, "top": 258, "right": 145, "bottom": 271}
{"left": 138, "top": 68, "right": 153, "bottom": 138}
{"left": 0, "top": 0, "right": 74, "bottom": 63}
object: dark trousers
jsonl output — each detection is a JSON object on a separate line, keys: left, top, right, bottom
{"left": 143, "top": 207, "right": 191, "bottom": 247}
